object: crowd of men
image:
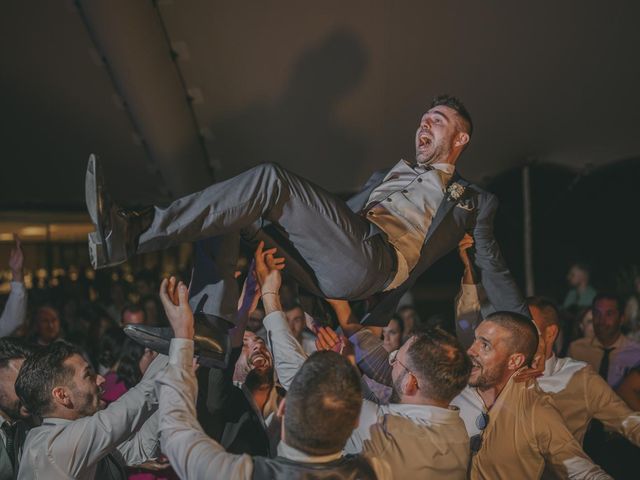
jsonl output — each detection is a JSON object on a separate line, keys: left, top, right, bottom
{"left": 0, "top": 232, "right": 639, "bottom": 480}
{"left": 1, "top": 94, "right": 639, "bottom": 479}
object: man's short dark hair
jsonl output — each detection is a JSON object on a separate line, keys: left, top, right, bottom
{"left": 406, "top": 328, "right": 471, "bottom": 403}
{"left": 526, "top": 296, "right": 560, "bottom": 328}
{"left": 592, "top": 293, "right": 623, "bottom": 312}
{"left": 388, "top": 314, "right": 405, "bottom": 336}
{"left": 15, "top": 341, "right": 83, "bottom": 417}
{"left": 284, "top": 351, "right": 362, "bottom": 456}
{"left": 430, "top": 94, "right": 473, "bottom": 136}
{"left": 0, "top": 338, "right": 38, "bottom": 369}
{"left": 283, "top": 302, "right": 304, "bottom": 314}
{"left": 485, "top": 311, "right": 539, "bottom": 366}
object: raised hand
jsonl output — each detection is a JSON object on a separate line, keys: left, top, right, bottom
{"left": 315, "top": 326, "right": 347, "bottom": 354}
{"left": 254, "top": 241, "right": 285, "bottom": 294}
{"left": 159, "top": 277, "right": 194, "bottom": 339}
{"left": 9, "top": 234, "right": 24, "bottom": 282}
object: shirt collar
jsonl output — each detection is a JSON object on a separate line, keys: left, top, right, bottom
{"left": 386, "top": 402, "right": 461, "bottom": 424}
{"left": 543, "top": 354, "right": 558, "bottom": 377}
{"left": 41, "top": 417, "right": 73, "bottom": 425}
{"left": 399, "top": 158, "right": 456, "bottom": 175}
{"left": 426, "top": 162, "right": 456, "bottom": 174}
{"left": 277, "top": 441, "right": 343, "bottom": 464}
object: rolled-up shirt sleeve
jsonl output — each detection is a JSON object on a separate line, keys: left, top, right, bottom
{"left": 349, "top": 330, "right": 392, "bottom": 387}
{"left": 0, "top": 281, "right": 27, "bottom": 337}
{"left": 157, "top": 338, "right": 253, "bottom": 480}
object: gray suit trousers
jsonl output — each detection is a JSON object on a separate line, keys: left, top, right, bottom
{"left": 137, "top": 163, "right": 396, "bottom": 323}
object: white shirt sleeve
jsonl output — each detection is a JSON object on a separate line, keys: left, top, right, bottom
{"left": 0, "top": 281, "right": 27, "bottom": 337}
{"left": 263, "top": 311, "right": 308, "bottom": 391}
{"left": 41, "top": 354, "right": 167, "bottom": 478}
{"left": 344, "top": 399, "right": 381, "bottom": 454}
{"left": 116, "top": 410, "right": 161, "bottom": 466}
{"left": 157, "top": 338, "right": 253, "bottom": 480}
{"left": 454, "top": 282, "right": 484, "bottom": 350}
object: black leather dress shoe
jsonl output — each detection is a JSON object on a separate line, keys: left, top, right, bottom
{"left": 123, "top": 314, "right": 231, "bottom": 369}
{"left": 85, "top": 154, "right": 153, "bottom": 269}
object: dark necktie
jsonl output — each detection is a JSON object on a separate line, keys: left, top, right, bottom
{"left": 1, "top": 422, "right": 16, "bottom": 469}
{"left": 598, "top": 347, "right": 614, "bottom": 381}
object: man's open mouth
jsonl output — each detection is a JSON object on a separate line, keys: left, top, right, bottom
{"left": 251, "top": 354, "right": 269, "bottom": 369}
{"left": 418, "top": 134, "right": 432, "bottom": 148}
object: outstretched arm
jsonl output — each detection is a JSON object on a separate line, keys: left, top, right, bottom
{"left": 0, "top": 234, "right": 27, "bottom": 337}
{"left": 472, "top": 194, "right": 529, "bottom": 318}
{"left": 157, "top": 279, "right": 253, "bottom": 479}
{"left": 254, "top": 242, "right": 307, "bottom": 391}
{"left": 454, "top": 234, "right": 486, "bottom": 349}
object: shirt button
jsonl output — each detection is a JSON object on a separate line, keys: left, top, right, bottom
{"left": 417, "top": 178, "right": 423, "bottom": 183}
{"left": 402, "top": 189, "right": 408, "bottom": 194}
{"left": 386, "top": 198, "right": 392, "bottom": 202}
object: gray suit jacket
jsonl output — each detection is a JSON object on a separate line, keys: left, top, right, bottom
{"left": 347, "top": 168, "right": 528, "bottom": 325}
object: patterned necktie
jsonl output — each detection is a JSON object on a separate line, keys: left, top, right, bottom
{"left": 598, "top": 347, "right": 614, "bottom": 381}
{"left": 1, "top": 422, "right": 16, "bottom": 469}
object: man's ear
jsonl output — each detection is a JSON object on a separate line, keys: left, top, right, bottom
{"left": 51, "top": 386, "right": 72, "bottom": 409}
{"left": 507, "top": 353, "right": 526, "bottom": 371}
{"left": 454, "top": 131, "right": 470, "bottom": 149}
{"left": 547, "top": 324, "right": 559, "bottom": 345}
{"left": 404, "top": 373, "right": 420, "bottom": 397}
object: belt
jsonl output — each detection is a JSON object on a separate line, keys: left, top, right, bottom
{"left": 380, "top": 242, "right": 399, "bottom": 291}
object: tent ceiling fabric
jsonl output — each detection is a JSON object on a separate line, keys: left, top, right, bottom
{"left": 2, "top": 1, "right": 639, "bottom": 208}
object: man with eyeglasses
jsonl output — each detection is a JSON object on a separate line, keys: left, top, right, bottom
{"left": 350, "top": 307, "right": 611, "bottom": 479}
{"left": 255, "top": 246, "right": 473, "bottom": 478}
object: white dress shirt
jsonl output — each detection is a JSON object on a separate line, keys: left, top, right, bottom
{"left": 0, "top": 282, "right": 27, "bottom": 337}
{"left": 365, "top": 160, "right": 454, "bottom": 288}
{"left": 157, "top": 338, "right": 392, "bottom": 480}
{"left": 18, "top": 355, "right": 167, "bottom": 479}
{"left": 568, "top": 334, "right": 640, "bottom": 388}
{"left": 263, "top": 311, "right": 470, "bottom": 478}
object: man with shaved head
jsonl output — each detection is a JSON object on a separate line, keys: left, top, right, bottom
{"left": 456, "top": 239, "right": 640, "bottom": 457}
{"left": 450, "top": 311, "right": 611, "bottom": 479}
{"left": 87, "top": 94, "right": 527, "bottom": 365}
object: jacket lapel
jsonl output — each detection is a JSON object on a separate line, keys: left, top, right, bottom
{"left": 423, "top": 171, "right": 469, "bottom": 246}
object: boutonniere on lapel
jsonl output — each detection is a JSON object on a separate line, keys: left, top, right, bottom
{"left": 446, "top": 182, "right": 466, "bottom": 203}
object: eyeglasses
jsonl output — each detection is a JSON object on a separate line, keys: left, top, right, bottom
{"left": 388, "top": 349, "right": 420, "bottom": 389}
{"left": 469, "top": 412, "right": 489, "bottom": 454}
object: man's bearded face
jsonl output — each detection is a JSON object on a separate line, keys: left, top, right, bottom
{"left": 233, "top": 331, "right": 273, "bottom": 383}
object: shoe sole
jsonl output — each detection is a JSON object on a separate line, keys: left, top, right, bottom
{"left": 85, "top": 154, "right": 109, "bottom": 269}
{"left": 123, "top": 325, "right": 171, "bottom": 356}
